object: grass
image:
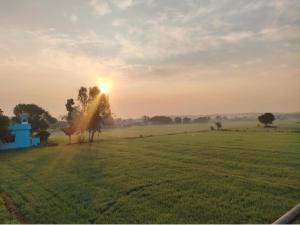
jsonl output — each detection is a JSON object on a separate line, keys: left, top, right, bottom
{"left": 0, "top": 196, "right": 18, "bottom": 224}
{"left": 0, "top": 120, "right": 299, "bottom": 223}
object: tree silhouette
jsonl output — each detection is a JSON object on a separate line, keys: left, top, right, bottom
{"left": 77, "top": 87, "right": 88, "bottom": 112}
{"left": 0, "top": 110, "right": 10, "bottom": 142}
{"left": 258, "top": 113, "right": 275, "bottom": 127}
{"left": 215, "top": 121, "right": 222, "bottom": 129}
{"left": 183, "top": 117, "right": 191, "bottom": 123}
{"left": 86, "top": 86, "right": 111, "bottom": 142}
{"left": 63, "top": 98, "right": 79, "bottom": 144}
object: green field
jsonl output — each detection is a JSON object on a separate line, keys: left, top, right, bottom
{"left": 0, "top": 121, "right": 300, "bottom": 223}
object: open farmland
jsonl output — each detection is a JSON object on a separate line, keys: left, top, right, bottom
{"left": 0, "top": 121, "right": 300, "bottom": 223}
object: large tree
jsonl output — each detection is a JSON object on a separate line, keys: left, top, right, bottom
{"left": 85, "top": 86, "right": 111, "bottom": 142}
{"left": 13, "top": 104, "right": 57, "bottom": 133}
{"left": 0, "top": 109, "right": 10, "bottom": 142}
{"left": 77, "top": 86, "right": 88, "bottom": 112}
{"left": 62, "top": 99, "right": 79, "bottom": 144}
{"left": 258, "top": 113, "right": 275, "bottom": 127}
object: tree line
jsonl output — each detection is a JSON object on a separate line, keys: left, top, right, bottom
{"left": 142, "top": 115, "right": 211, "bottom": 125}
{"left": 0, "top": 97, "right": 277, "bottom": 145}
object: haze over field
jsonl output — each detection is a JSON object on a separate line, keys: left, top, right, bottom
{"left": 0, "top": 0, "right": 299, "bottom": 118}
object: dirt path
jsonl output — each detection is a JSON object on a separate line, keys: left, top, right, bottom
{"left": 0, "top": 192, "right": 27, "bottom": 224}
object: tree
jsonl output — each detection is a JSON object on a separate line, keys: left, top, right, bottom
{"left": 258, "top": 113, "right": 275, "bottom": 127}
{"left": 77, "top": 87, "right": 88, "bottom": 112}
{"left": 183, "top": 117, "right": 191, "bottom": 123}
{"left": 174, "top": 117, "right": 182, "bottom": 124}
{"left": 63, "top": 98, "right": 79, "bottom": 144}
{"left": 13, "top": 104, "right": 57, "bottom": 133}
{"left": 142, "top": 115, "right": 151, "bottom": 124}
{"left": 63, "top": 86, "right": 112, "bottom": 143}
{"left": 215, "top": 121, "right": 222, "bottom": 129}
{"left": 65, "top": 99, "right": 76, "bottom": 123}
{"left": 0, "top": 110, "right": 10, "bottom": 143}
{"left": 85, "top": 86, "right": 111, "bottom": 142}
{"left": 62, "top": 125, "right": 77, "bottom": 144}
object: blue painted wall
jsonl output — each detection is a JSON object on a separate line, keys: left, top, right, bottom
{"left": 0, "top": 123, "right": 40, "bottom": 150}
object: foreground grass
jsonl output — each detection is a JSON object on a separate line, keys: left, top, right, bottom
{"left": 0, "top": 197, "right": 18, "bottom": 224}
{"left": 0, "top": 121, "right": 299, "bottom": 223}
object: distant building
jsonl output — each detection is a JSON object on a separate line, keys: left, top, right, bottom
{"left": 0, "top": 113, "right": 40, "bottom": 150}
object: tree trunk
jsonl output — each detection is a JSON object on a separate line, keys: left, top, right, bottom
{"left": 68, "top": 135, "right": 71, "bottom": 144}
{"left": 88, "top": 130, "right": 93, "bottom": 142}
{"left": 90, "top": 131, "right": 95, "bottom": 142}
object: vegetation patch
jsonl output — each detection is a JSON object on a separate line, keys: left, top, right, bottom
{"left": 0, "top": 192, "right": 24, "bottom": 223}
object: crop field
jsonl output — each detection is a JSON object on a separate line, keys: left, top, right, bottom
{"left": 0, "top": 121, "right": 299, "bottom": 223}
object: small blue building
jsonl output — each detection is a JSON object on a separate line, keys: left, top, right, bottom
{"left": 0, "top": 113, "right": 40, "bottom": 150}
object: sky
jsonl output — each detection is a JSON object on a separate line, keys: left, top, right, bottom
{"left": 0, "top": 0, "right": 299, "bottom": 118}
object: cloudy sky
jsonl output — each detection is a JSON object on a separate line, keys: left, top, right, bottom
{"left": 0, "top": 0, "right": 299, "bottom": 118}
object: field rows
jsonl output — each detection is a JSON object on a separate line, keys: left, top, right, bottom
{"left": 0, "top": 121, "right": 300, "bottom": 223}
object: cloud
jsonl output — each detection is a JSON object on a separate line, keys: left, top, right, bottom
{"left": 112, "top": 18, "right": 127, "bottom": 27}
{"left": 220, "top": 31, "right": 255, "bottom": 43}
{"left": 70, "top": 14, "right": 78, "bottom": 23}
{"left": 112, "top": 0, "right": 134, "bottom": 9}
{"left": 89, "top": 0, "right": 111, "bottom": 16}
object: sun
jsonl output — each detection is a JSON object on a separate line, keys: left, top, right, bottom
{"left": 99, "top": 83, "right": 109, "bottom": 94}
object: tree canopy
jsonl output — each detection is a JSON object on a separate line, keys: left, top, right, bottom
{"left": 0, "top": 109, "right": 10, "bottom": 142}
{"left": 258, "top": 113, "right": 275, "bottom": 126}
{"left": 13, "top": 104, "right": 57, "bottom": 133}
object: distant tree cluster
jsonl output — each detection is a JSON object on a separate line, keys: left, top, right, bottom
{"left": 63, "top": 86, "right": 111, "bottom": 143}
{"left": 174, "top": 117, "right": 182, "bottom": 123}
{"left": 193, "top": 116, "right": 210, "bottom": 123}
{"left": 150, "top": 116, "right": 173, "bottom": 124}
{"left": 183, "top": 117, "right": 191, "bottom": 123}
{"left": 140, "top": 116, "right": 211, "bottom": 125}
